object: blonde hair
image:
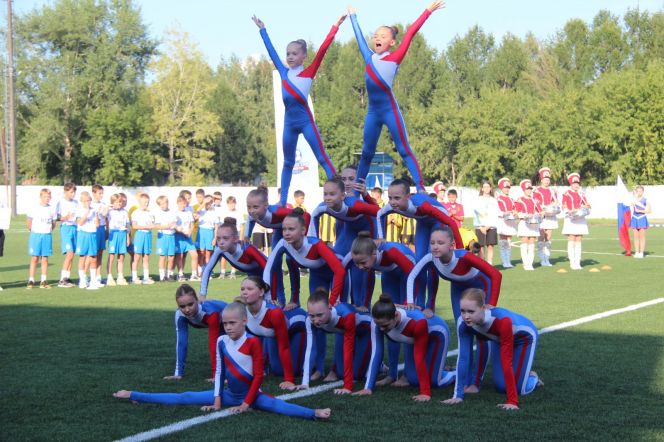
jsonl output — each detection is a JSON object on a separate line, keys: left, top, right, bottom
{"left": 156, "top": 195, "right": 168, "bottom": 205}
{"left": 460, "top": 288, "right": 485, "bottom": 307}
{"left": 351, "top": 231, "right": 376, "bottom": 256}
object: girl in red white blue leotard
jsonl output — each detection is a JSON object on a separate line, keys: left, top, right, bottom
{"left": 348, "top": 2, "right": 445, "bottom": 192}
{"left": 264, "top": 209, "right": 346, "bottom": 306}
{"left": 301, "top": 288, "right": 372, "bottom": 393}
{"left": 253, "top": 14, "right": 346, "bottom": 206}
{"left": 353, "top": 294, "right": 455, "bottom": 401}
{"left": 442, "top": 288, "right": 541, "bottom": 410}
{"left": 163, "top": 284, "right": 227, "bottom": 381}
{"left": 344, "top": 233, "right": 426, "bottom": 385}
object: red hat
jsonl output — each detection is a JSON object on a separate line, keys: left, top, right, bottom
{"left": 497, "top": 177, "right": 511, "bottom": 189}
{"left": 520, "top": 179, "right": 532, "bottom": 192}
{"left": 432, "top": 181, "right": 446, "bottom": 194}
{"left": 539, "top": 167, "right": 551, "bottom": 180}
{"left": 567, "top": 173, "right": 581, "bottom": 185}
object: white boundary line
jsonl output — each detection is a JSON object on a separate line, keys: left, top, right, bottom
{"left": 116, "top": 297, "right": 664, "bottom": 442}
{"left": 548, "top": 249, "right": 664, "bottom": 259}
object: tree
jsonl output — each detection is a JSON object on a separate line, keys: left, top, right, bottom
{"left": 148, "top": 28, "right": 220, "bottom": 185}
{"left": 446, "top": 25, "right": 495, "bottom": 100}
{"left": 15, "top": 0, "right": 156, "bottom": 183}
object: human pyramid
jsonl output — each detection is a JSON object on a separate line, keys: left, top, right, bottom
{"left": 25, "top": 1, "right": 567, "bottom": 420}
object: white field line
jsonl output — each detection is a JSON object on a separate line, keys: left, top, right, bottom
{"left": 548, "top": 248, "right": 664, "bottom": 259}
{"left": 116, "top": 297, "right": 664, "bottom": 442}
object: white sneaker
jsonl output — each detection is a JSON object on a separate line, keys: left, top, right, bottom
{"left": 142, "top": 278, "right": 155, "bottom": 285}
{"left": 133, "top": 279, "right": 142, "bottom": 285}
{"left": 87, "top": 283, "right": 101, "bottom": 290}
{"left": 116, "top": 277, "right": 129, "bottom": 286}
{"left": 78, "top": 282, "right": 87, "bottom": 289}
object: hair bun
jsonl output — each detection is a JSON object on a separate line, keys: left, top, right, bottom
{"left": 378, "top": 293, "right": 393, "bottom": 303}
{"left": 357, "top": 231, "right": 372, "bottom": 239}
{"left": 291, "top": 207, "right": 305, "bottom": 216}
{"left": 223, "top": 217, "right": 237, "bottom": 226}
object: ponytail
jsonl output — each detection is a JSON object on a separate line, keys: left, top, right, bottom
{"left": 371, "top": 293, "right": 396, "bottom": 320}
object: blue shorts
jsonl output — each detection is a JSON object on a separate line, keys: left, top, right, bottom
{"left": 95, "top": 226, "right": 106, "bottom": 251}
{"left": 197, "top": 228, "right": 215, "bottom": 251}
{"left": 133, "top": 230, "right": 152, "bottom": 255}
{"left": 76, "top": 231, "right": 98, "bottom": 256}
{"left": 157, "top": 232, "right": 176, "bottom": 256}
{"left": 108, "top": 230, "right": 128, "bottom": 255}
{"left": 60, "top": 224, "right": 77, "bottom": 254}
{"left": 175, "top": 233, "right": 195, "bottom": 253}
{"left": 29, "top": 232, "right": 53, "bottom": 257}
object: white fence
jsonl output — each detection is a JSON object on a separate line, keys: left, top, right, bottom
{"left": 2, "top": 184, "right": 663, "bottom": 220}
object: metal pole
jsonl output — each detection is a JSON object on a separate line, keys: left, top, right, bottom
{"left": 6, "top": 0, "right": 16, "bottom": 215}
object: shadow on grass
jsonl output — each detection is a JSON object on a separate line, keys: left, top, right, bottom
{"left": 1, "top": 303, "right": 663, "bottom": 441}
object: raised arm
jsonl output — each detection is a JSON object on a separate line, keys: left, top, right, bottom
{"left": 418, "top": 200, "right": 465, "bottom": 247}
{"left": 254, "top": 17, "right": 288, "bottom": 75}
{"left": 385, "top": 1, "right": 444, "bottom": 64}
{"left": 348, "top": 7, "right": 373, "bottom": 62}
{"left": 300, "top": 16, "right": 346, "bottom": 78}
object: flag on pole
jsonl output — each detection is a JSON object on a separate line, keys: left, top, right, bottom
{"left": 616, "top": 176, "right": 632, "bottom": 256}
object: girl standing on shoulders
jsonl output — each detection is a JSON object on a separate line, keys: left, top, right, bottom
{"left": 252, "top": 14, "right": 346, "bottom": 206}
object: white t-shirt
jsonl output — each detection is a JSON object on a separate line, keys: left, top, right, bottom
{"left": 473, "top": 196, "right": 500, "bottom": 228}
{"left": 56, "top": 198, "right": 78, "bottom": 226}
{"left": 91, "top": 200, "right": 108, "bottom": 226}
{"left": 198, "top": 208, "right": 219, "bottom": 230}
{"left": 154, "top": 208, "right": 178, "bottom": 235}
{"left": 131, "top": 209, "right": 154, "bottom": 232}
{"left": 75, "top": 206, "right": 98, "bottom": 233}
{"left": 176, "top": 209, "right": 194, "bottom": 235}
{"left": 28, "top": 204, "right": 56, "bottom": 234}
{"left": 108, "top": 209, "right": 129, "bottom": 231}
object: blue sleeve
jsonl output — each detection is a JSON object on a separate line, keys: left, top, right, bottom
{"left": 376, "top": 206, "right": 391, "bottom": 239}
{"left": 263, "top": 241, "right": 287, "bottom": 306}
{"left": 259, "top": 28, "right": 288, "bottom": 76}
{"left": 350, "top": 14, "right": 372, "bottom": 62}
{"left": 200, "top": 247, "right": 224, "bottom": 296}
{"left": 364, "top": 321, "right": 385, "bottom": 391}
{"left": 244, "top": 219, "right": 255, "bottom": 239}
{"left": 174, "top": 312, "right": 189, "bottom": 376}
{"left": 214, "top": 339, "right": 226, "bottom": 398}
{"left": 453, "top": 320, "right": 475, "bottom": 400}
{"left": 406, "top": 254, "right": 431, "bottom": 305}
{"left": 308, "top": 204, "right": 325, "bottom": 237}
{"left": 203, "top": 300, "right": 228, "bottom": 314}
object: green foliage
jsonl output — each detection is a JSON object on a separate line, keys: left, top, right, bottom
{"left": 148, "top": 28, "right": 220, "bottom": 185}
{"left": 15, "top": 0, "right": 156, "bottom": 184}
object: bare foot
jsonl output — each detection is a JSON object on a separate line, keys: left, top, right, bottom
{"left": 392, "top": 376, "right": 410, "bottom": 387}
{"left": 113, "top": 390, "right": 131, "bottom": 399}
{"left": 315, "top": 408, "right": 331, "bottom": 419}
{"left": 375, "top": 376, "right": 395, "bottom": 387}
{"left": 310, "top": 371, "right": 322, "bottom": 381}
{"left": 323, "top": 371, "right": 338, "bottom": 382}
{"left": 464, "top": 385, "right": 480, "bottom": 394}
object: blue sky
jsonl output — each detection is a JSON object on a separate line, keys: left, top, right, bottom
{"left": 13, "top": 0, "right": 663, "bottom": 65}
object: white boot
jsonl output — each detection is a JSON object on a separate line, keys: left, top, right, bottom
{"left": 567, "top": 241, "right": 575, "bottom": 269}
{"left": 543, "top": 240, "right": 553, "bottom": 266}
{"left": 536, "top": 241, "right": 546, "bottom": 266}
{"left": 574, "top": 242, "right": 582, "bottom": 269}
{"left": 521, "top": 243, "right": 533, "bottom": 270}
{"left": 499, "top": 240, "right": 513, "bottom": 268}
{"left": 505, "top": 240, "right": 514, "bottom": 268}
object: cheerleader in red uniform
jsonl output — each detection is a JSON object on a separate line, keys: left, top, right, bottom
{"left": 561, "top": 173, "right": 591, "bottom": 270}
{"left": 515, "top": 180, "right": 542, "bottom": 271}
{"left": 496, "top": 178, "right": 517, "bottom": 269}
{"left": 533, "top": 167, "right": 559, "bottom": 267}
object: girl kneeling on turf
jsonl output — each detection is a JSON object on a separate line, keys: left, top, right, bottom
{"left": 442, "top": 288, "right": 543, "bottom": 410}
{"left": 354, "top": 294, "right": 455, "bottom": 402}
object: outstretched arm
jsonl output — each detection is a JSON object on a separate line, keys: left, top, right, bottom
{"left": 348, "top": 6, "right": 373, "bottom": 62}
{"left": 254, "top": 16, "right": 287, "bottom": 75}
{"left": 300, "top": 15, "right": 346, "bottom": 78}
{"left": 386, "top": 1, "right": 445, "bottom": 64}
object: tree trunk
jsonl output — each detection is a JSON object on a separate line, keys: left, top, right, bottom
{"left": 168, "top": 143, "right": 175, "bottom": 183}
{"left": 63, "top": 133, "right": 73, "bottom": 183}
